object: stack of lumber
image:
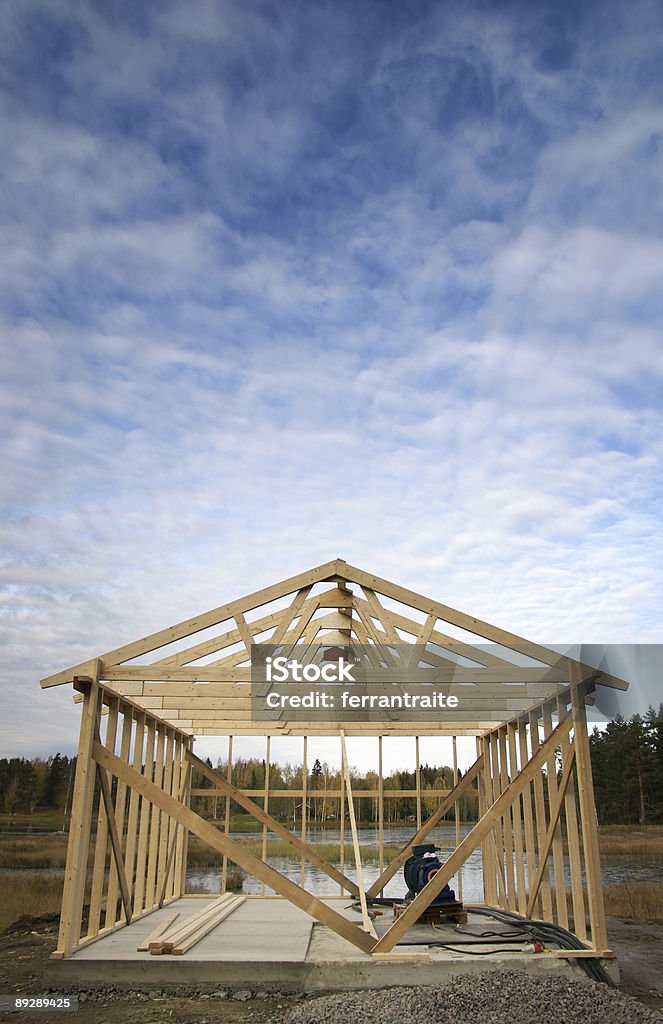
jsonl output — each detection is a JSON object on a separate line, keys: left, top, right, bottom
{"left": 140, "top": 895, "right": 246, "bottom": 956}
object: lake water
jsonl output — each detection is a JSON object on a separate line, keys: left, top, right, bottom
{"left": 187, "top": 824, "right": 662, "bottom": 900}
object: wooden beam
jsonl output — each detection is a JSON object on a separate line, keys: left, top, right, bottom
{"left": 92, "top": 741, "right": 375, "bottom": 954}
{"left": 339, "top": 563, "right": 629, "bottom": 690}
{"left": 570, "top": 669, "right": 609, "bottom": 952}
{"left": 40, "top": 560, "right": 341, "bottom": 687}
{"left": 55, "top": 670, "right": 101, "bottom": 956}
{"left": 137, "top": 911, "right": 180, "bottom": 952}
{"left": 172, "top": 897, "right": 246, "bottom": 955}
{"left": 94, "top": 744, "right": 133, "bottom": 927}
{"left": 186, "top": 749, "right": 360, "bottom": 896}
{"left": 366, "top": 754, "right": 483, "bottom": 897}
{"left": 340, "top": 733, "right": 371, "bottom": 932}
{"left": 526, "top": 740, "right": 577, "bottom": 917}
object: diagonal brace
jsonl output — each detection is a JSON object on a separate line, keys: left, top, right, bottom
{"left": 366, "top": 754, "right": 483, "bottom": 898}
{"left": 186, "top": 750, "right": 360, "bottom": 897}
{"left": 92, "top": 742, "right": 374, "bottom": 954}
{"left": 372, "top": 716, "right": 573, "bottom": 952}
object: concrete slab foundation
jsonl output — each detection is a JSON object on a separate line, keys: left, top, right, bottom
{"left": 46, "top": 897, "right": 613, "bottom": 992}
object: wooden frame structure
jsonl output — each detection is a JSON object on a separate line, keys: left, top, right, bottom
{"left": 41, "top": 558, "right": 627, "bottom": 961}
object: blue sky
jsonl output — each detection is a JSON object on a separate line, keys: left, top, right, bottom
{"left": 1, "top": 0, "right": 662, "bottom": 770}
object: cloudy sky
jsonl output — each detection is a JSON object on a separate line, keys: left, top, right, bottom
{"left": 1, "top": 0, "right": 662, "bottom": 771}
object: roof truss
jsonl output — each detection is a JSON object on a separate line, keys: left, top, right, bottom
{"left": 41, "top": 558, "right": 628, "bottom": 736}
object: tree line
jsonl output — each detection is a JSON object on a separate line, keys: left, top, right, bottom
{"left": 2, "top": 706, "right": 661, "bottom": 827}
{"left": 590, "top": 705, "right": 663, "bottom": 825}
{"left": 190, "top": 757, "right": 479, "bottom": 824}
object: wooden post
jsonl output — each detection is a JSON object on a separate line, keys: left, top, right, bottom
{"left": 542, "top": 705, "right": 569, "bottom": 930}
{"left": 341, "top": 733, "right": 371, "bottom": 933}
{"left": 88, "top": 692, "right": 119, "bottom": 937}
{"left": 133, "top": 717, "right": 155, "bottom": 913}
{"left": 339, "top": 733, "right": 345, "bottom": 894}
{"left": 415, "top": 736, "right": 422, "bottom": 832}
{"left": 557, "top": 694, "right": 586, "bottom": 940}
{"left": 517, "top": 720, "right": 539, "bottom": 917}
{"left": 570, "top": 671, "right": 609, "bottom": 952}
{"left": 378, "top": 736, "right": 384, "bottom": 894}
{"left": 145, "top": 723, "right": 165, "bottom": 910}
{"left": 506, "top": 723, "right": 526, "bottom": 915}
{"left": 175, "top": 736, "right": 193, "bottom": 897}
{"left": 261, "top": 736, "right": 271, "bottom": 895}
{"left": 477, "top": 736, "right": 496, "bottom": 905}
{"left": 221, "top": 735, "right": 233, "bottom": 893}
{"left": 124, "top": 711, "right": 145, "bottom": 913}
{"left": 528, "top": 710, "right": 553, "bottom": 921}
{"left": 498, "top": 726, "right": 516, "bottom": 911}
{"left": 450, "top": 736, "right": 460, "bottom": 900}
{"left": 300, "top": 736, "right": 308, "bottom": 887}
{"left": 55, "top": 669, "right": 101, "bottom": 957}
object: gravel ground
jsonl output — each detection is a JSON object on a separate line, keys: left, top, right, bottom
{"left": 284, "top": 970, "right": 663, "bottom": 1024}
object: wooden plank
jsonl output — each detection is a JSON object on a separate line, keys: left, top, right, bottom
{"left": 145, "top": 725, "right": 166, "bottom": 911}
{"left": 104, "top": 707, "right": 133, "bottom": 928}
{"left": 173, "top": 897, "right": 246, "bottom": 955}
{"left": 136, "top": 911, "right": 180, "bottom": 952}
{"left": 517, "top": 721, "right": 539, "bottom": 917}
{"left": 176, "top": 737, "right": 193, "bottom": 897}
{"left": 133, "top": 717, "right": 156, "bottom": 914}
{"left": 153, "top": 894, "right": 235, "bottom": 952}
{"left": 488, "top": 731, "right": 507, "bottom": 908}
{"left": 158, "top": 758, "right": 191, "bottom": 907}
{"left": 498, "top": 727, "right": 516, "bottom": 911}
{"left": 570, "top": 670, "right": 609, "bottom": 952}
{"left": 186, "top": 750, "right": 360, "bottom": 896}
{"left": 124, "top": 711, "right": 145, "bottom": 914}
{"left": 453, "top": 736, "right": 462, "bottom": 901}
{"left": 557, "top": 694, "right": 586, "bottom": 941}
{"left": 529, "top": 711, "right": 553, "bottom": 921}
{"left": 378, "top": 736, "right": 384, "bottom": 894}
{"left": 55, "top": 670, "right": 101, "bottom": 956}
{"left": 477, "top": 737, "right": 496, "bottom": 905}
{"left": 221, "top": 735, "right": 233, "bottom": 894}
{"left": 261, "top": 736, "right": 271, "bottom": 895}
{"left": 163, "top": 734, "right": 182, "bottom": 903}
{"left": 526, "top": 739, "right": 576, "bottom": 918}
{"left": 300, "top": 737, "right": 308, "bottom": 886}
{"left": 41, "top": 560, "right": 340, "bottom": 687}
{"left": 415, "top": 736, "right": 422, "bottom": 831}
{"left": 507, "top": 723, "right": 526, "bottom": 916}
{"left": 156, "top": 729, "right": 175, "bottom": 902}
{"left": 339, "top": 563, "right": 629, "bottom": 689}
{"left": 341, "top": 733, "right": 371, "bottom": 933}
{"left": 92, "top": 741, "right": 375, "bottom": 954}
{"left": 372, "top": 717, "right": 573, "bottom": 952}
{"left": 88, "top": 694, "right": 120, "bottom": 937}
{"left": 366, "top": 754, "right": 483, "bottom": 898}
{"left": 543, "top": 706, "right": 570, "bottom": 930}
{"left": 191, "top": 787, "right": 453, "bottom": 799}
{"left": 94, "top": 745, "right": 133, "bottom": 927}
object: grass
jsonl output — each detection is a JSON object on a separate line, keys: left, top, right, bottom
{"left": 597, "top": 825, "right": 663, "bottom": 861}
{"left": 0, "top": 871, "right": 64, "bottom": 934}
{"left": 186, "top": 835, "right": 403, "bottom": 866}
{"left": 604, "top": 881, "right": 663, "bottom": 920}
{"left": 0, "top": 810, "right": 69, "bottom": 830}
{"left": 0, "top": 836, "right": 69, "bottom": 869}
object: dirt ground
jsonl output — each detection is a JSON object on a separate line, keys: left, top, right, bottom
{"left": 0, "top": 913, "right": 661, "bottom": 1023}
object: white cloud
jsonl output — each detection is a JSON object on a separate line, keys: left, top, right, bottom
{"left": 1, "top": 0, "right": 662, "bottom": 768}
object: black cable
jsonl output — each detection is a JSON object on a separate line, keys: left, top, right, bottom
{"left": 464, "top": 907, "right": 615, "bottom": 987}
